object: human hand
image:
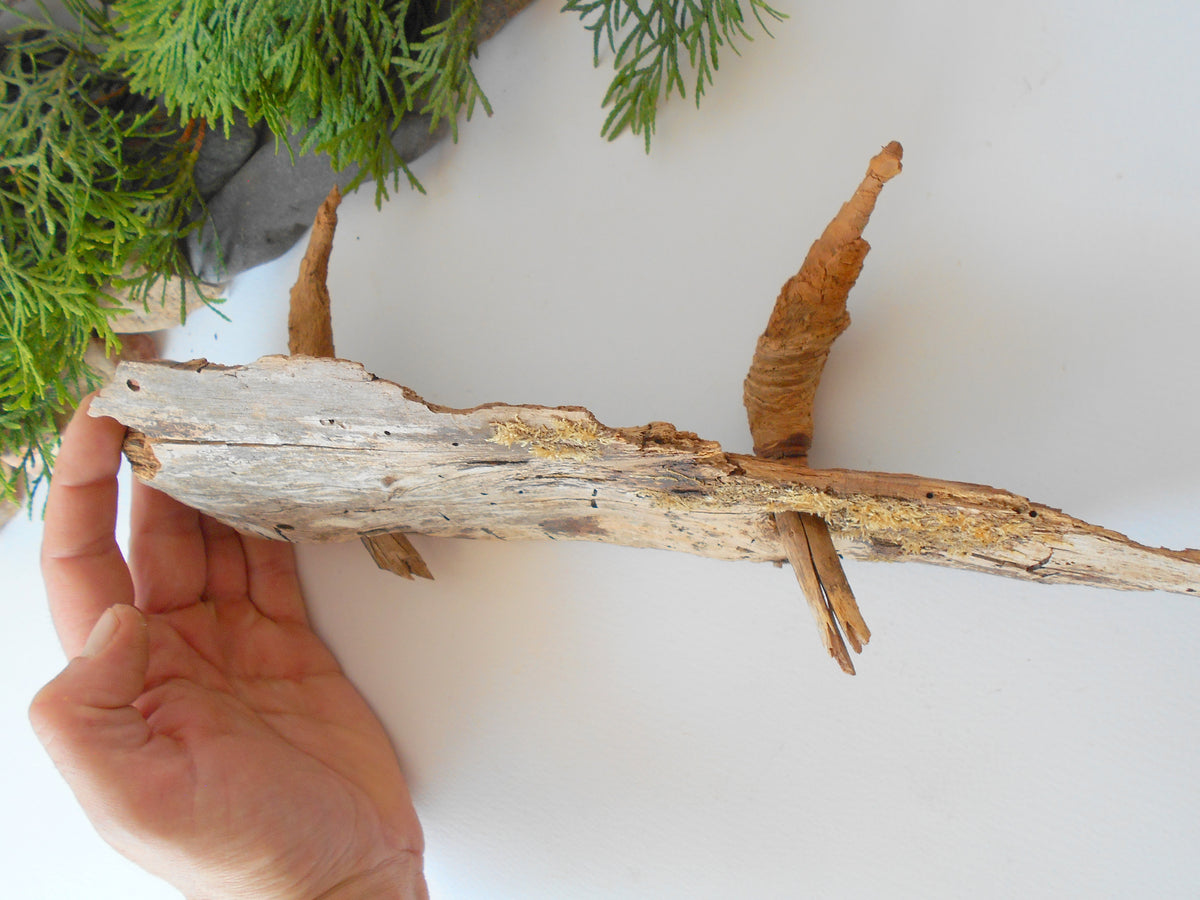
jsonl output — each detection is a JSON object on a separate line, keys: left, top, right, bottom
{"left": 29, "top": 397, "right": 427, "bottom": 900}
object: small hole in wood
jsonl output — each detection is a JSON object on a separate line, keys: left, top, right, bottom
{"left": 126, "top": 379, "right": 141, "bottom": 391}
{"left": 925, "top": 491, "right": 934, "bottom": 499}
{"left": 384, "top": 430, "right": 392, "bottom": 436}
{"left": 1029, "top": 510, "right": 1038, "bottom": 518}
{"left": 451, "top": 442, "right": 459, "bottom": 447}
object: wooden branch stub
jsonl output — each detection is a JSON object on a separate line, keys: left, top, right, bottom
{"left": 744, "top": 141, "right": 902, "bottom": 461}
{"left": 800, "top": 512, "right": 870, "bottom": 652}
{"left": 90, "top": 356, "right": 1200, "bottom": 597}
{"left": 362, "top": 530, "right": 435, "bottom": 580}
{"left": 288, "top": 184, "right": 340, "bottom": 359}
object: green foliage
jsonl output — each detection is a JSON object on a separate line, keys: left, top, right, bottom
{"left": 0, "top": 4, "right": 202, "bottom": 502}
{"left": 103, "top": 0, "right": 489, "bottom": 201}
{"left": 395, "top": 0, "right": 490, "bottom": 140}
{"left": 562, "top": 0, "right": 785, "bottom": 150}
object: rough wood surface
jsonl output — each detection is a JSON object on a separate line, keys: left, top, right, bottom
{"left": 799, "top": 512, "right": 870, "bottom": 650}
{"left": 775, "top": 511, "right": 857, "bottom": 674}
{"left": 744, "top": 141, "right": 903, "bottom": 460}
{"left": 288, "top": 186, "right": 340, "bottom": 359}
{"left": 90, "top": 356, "right": 1200, "bottom": 597}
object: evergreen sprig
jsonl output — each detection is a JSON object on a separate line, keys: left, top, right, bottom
{"left": 562, "top": 0, "right": 785, "bottom": 151}
{"left": 0, "top": 4, "right": 202, "bottom": 501}
{"left": 103, "top": 0, "right": 488, "bottom": 201}
{"left": 396, "top": 0, "right": 490, "bottom": 140}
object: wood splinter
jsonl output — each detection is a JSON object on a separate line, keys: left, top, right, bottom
{"left": 776, "top": 511, "right": 857, "bottom": 674}
{"left": 288, "top": 184, "right": 433, "bottom": 581}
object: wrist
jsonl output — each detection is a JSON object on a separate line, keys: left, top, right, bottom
{"left": 313, "top": 854, "right": 428, "bottom": 900}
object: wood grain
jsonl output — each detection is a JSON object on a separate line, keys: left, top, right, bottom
{"left": 91, "top": 356, "right": 1200, "bottom": 597}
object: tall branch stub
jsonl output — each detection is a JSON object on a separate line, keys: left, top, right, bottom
{"left": 288, "top": 185, "right": 341, "bottom": 359}
{"left": 744, "top": 141, "right": 902, "bottom": 461}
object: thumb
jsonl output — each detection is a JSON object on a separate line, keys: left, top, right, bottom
{"left": 29, "top": 604, "right": 151, "bottom": 773}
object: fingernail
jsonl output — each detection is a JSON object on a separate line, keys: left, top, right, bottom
{"left": 81, "top": 607, "right": 121, "bottom": 658}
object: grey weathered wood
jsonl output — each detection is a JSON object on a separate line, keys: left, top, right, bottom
{"left": 91, "top": 356, "right": 1200, "bottom": 597}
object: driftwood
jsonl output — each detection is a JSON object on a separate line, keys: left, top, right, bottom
{"left": 92, "top": 354, "right": 1200, "bottom": 597}
{"left": 88, "top": 142, "right": 1200, "bottom": 672}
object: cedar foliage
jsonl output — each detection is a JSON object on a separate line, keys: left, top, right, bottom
{"left": 562, "top": 0, "right": 785, "bottom": 150}
{"left": 103, "top": 0, "right": 487, "bottom": 199}
{"left": 0, "top": 2, "right": 201, "bottom": 502}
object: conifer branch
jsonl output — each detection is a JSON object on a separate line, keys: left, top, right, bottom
{"left": 0, "top": 4, "right": 202, "bottom": 501}
{"left": 562, "top": 0, "right": 785, "bottom": 150}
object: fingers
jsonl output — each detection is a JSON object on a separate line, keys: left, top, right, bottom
{"left": 200, "top": 516, "right": 309, "bottom": 627}
{"left": 42, "top": 395, "right": 135, "bottom": 657}
{"left": 129, "top": 479, "right": 207, "bottom": 614}
{"left": 243, "top": 536, "right": 310, "bottom": 625}
{"left": 199, "top": 515, "right": 249, "bottom": 603}
{"left": 29, "top": 604, "right": 152, "bottom": 784}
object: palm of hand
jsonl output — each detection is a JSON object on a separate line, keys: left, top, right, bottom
{"left": 128, "top": 586, "right": 420, "bottom": 898}
{"left": 32, "top": 405, "right": 423, "bottom": 900}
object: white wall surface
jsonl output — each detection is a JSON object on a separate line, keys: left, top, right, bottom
{"left": 4, "top": 1, "right": 1199, "bottom": 896}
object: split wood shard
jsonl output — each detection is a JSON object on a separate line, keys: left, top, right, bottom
{"left": 91, "top": 143, "right": 1200, "bottom": 673}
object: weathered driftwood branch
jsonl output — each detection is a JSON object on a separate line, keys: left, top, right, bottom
{"left": 90, "top": 354, "right": 1200, "bottom": 596}
{"left": 287, "top": 185, "right": 433, "bottom": 581}
{"left": 84, "top": 142, "right": 1200, "bottom": 674}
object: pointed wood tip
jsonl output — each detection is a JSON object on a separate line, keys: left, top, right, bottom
{"left": 870, "top": 141, "right": 904, "bottom": 182}
{"left": 829, "top": 631, "right": 857, "bottom": 675}
{"left": 362, "top": 533, "right": 435, "bottom": 580}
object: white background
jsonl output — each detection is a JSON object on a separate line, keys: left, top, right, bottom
{"left": 4, "top": 1, "right": 1200, "bottom": 896}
